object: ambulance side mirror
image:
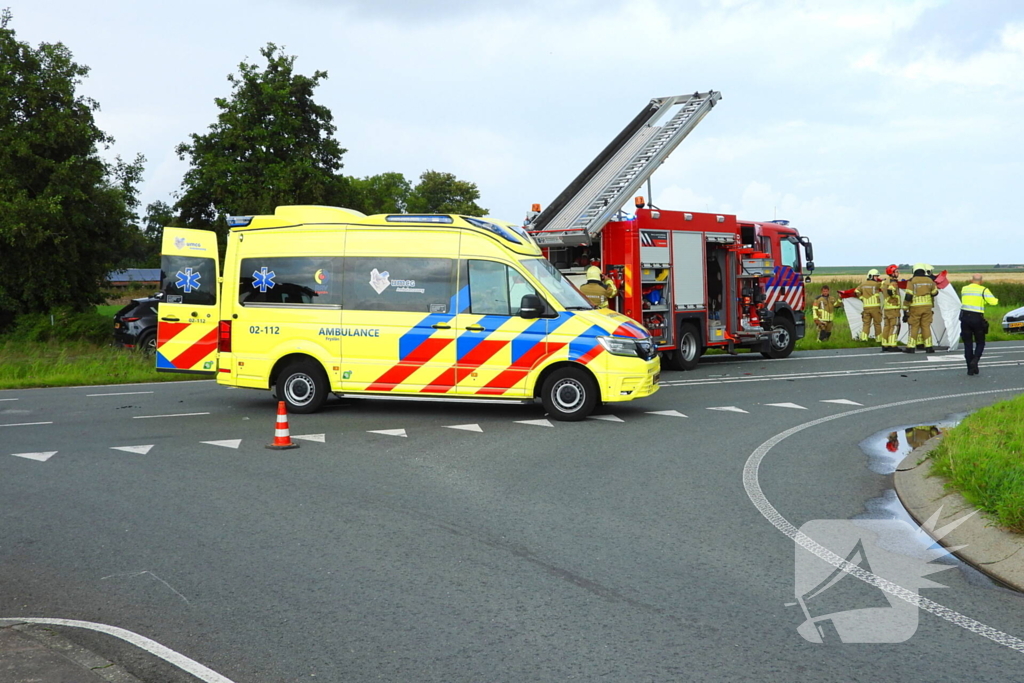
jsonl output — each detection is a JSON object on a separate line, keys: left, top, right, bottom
{"left": 519, "top": 295, "right": 544, "bottom": 319}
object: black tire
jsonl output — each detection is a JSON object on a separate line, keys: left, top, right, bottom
{"left": 540, "top": 366, "right": 599, "bottom": 421}
{"left": 762, "top": 316, "right": 797, "bottom": 359}
{"left": 277, "top": 360, "right": 329, "bottom": 414}
{"left": 666, "top": 323, "right": 702, "bottom": 371}
{"left": 137, "top": 332, "right": 157, "bottom": 356}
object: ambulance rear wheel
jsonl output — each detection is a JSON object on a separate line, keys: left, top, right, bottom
{"left": 762, "top": 317, "right": 797, "bottom": 359}
{"left": 667, "top": 323, "right": 702, "bottom": 371}
{"left": 278, "top": 360, "right": 328, "bottom": 414}
{"left": 541, "top": 367, "right": 598, "bottom": 421}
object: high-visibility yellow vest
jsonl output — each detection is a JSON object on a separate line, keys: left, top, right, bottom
{"left": 907, "top": 275, "right": 937, "bottom": 307}
{"left": 813, "top": 296, "right": 835, "bottom": 322}
{"left": 960, "top": 282, "right": 998, "bottom": 313}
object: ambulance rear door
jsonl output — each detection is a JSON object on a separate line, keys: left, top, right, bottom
{"left": 157, "top": 227, "right": 221, "bottom": 375}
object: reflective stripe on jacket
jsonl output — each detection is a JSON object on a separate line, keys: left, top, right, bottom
{"left": 960, "top": 283, "right": 999, "bottom": 313}
{"left": 883, "top": 279, "right": 902, "bottom": 310}
{"left": 813, "top": 295, "right": 835, "bottom": 322}
{"left": 855, "top": 280, "right": 882, "bottom": 307}
{"left": 907, "top": 275, "right": 937, "bottom": 307}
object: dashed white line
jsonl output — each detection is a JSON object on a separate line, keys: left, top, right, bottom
{"left": 0, "top": 421, "right": 53, "bottom": 427}
{"left": 646, "top": 410, "right": 687, "bottom": 417}
{"left": 111, "top": 445, "right": 154, "bottom": 455}
{"left": 744, "top": 386, "right": 1024, "bottom": 653}
{"left": 87, "top": 391, "right": 155, "bottom": 397}
{"left": 132, "top": 412, "right": 210, "bottom": 419}
{"left": 202, "top": 439, "right": 242, "bottom": 449}
{"left": 446, "top": 424, "right": 483, "bottom": 433}
{"left": 707, "top": 406, "right": 749, "bottom": 413}
{"left": 368, "top": 428, "right": 407, "bottom": 437}
{"left": 515, "top": 419, "right": 554, "bottom": 428}
{"left": 10, "top": 451, "right": 57, "bottom": 462}
{"left": 0, "top": 398, "right": 19, "bottom": 402}
{"left": 0, "top": 617, "right": 236, "bottom": 683}
{"left": 766, "top": 402, "right": 807, "bottom": 410}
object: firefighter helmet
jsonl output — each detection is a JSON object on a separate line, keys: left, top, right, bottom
{"left": 867, "top": 268, "right": 880, "bottom": 278}
{"left": 886, "top": 264, "right": 899, "bottom": 277}
{"left": 913, "top": 263, "right": 925, "bottom": 273}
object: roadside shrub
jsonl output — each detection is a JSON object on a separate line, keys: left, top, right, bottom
{"left": 4, "top": 308, "right": 111, "bottom": 344}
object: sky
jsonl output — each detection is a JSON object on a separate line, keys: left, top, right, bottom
{"left": 9, "top": 0, "right": 1024, "bottom": 266}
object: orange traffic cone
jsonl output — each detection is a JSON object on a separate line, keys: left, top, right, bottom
{"left": 266, "top": 401, "right": 300, "bottom": 450}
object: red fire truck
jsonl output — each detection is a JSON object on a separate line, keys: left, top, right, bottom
{"left": 528, "top": 91, "right": 815, "bottom": 370}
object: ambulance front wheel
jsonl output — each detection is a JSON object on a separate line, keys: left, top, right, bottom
{"left": 540, "top": 367, "right": 598, "bottom": 421}
{"left": 278, "top": 360, "right": 329, "bottom": 414}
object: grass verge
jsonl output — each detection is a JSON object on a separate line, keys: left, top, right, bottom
{"left": 929, "top": 394, "right": 1024, "bottom": 533}
{"left": 0, "top": 340, "right": 196, "bottom": 390}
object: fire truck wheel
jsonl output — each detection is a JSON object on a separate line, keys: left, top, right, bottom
{"left": 667, "top": 323, "right": 702, "bottom": 371}
{"left": 278, "top": 360, "right": 329, "bottom": 414}
{"left": 541, "top": 367, "right": 598, "bottom": 421}
{"left": 762, "top": 316, "right": 797, "bottom": 359}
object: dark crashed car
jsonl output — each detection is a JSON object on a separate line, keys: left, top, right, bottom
{"left": 1003, "top": 305, "right": 1024, "bottom": 334}
{"left": 113, "top": 294, "right": 161, "bottom": 353}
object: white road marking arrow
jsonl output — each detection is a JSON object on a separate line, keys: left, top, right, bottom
{"left": 446, "top": 424, "right": 483, "bottom": 432}
{"left": 292, "top": 434, "right": 325, "bottom": 443}
{"left": 516, "top": 419, "right": 553, "bottom": 427}
{"left": 821, "top": 399, "right": 863, "bottom": 406}
{"left": 201, "top": 440, "right": 241, "bottom": 449}
{"left": 369, "top": 429, "right": 407, "bottom": 437}
{"left": 707, "top": 406, "right": 749, "bottom": 413}
{"left": 766, "top": 402, "right": 807, "bottom": 410}
{"left": 646, "top": 410, "right": 687, "bottom": 417}
{"left": 11, "top": 451, "right": 57, "bottom": 462}
{"left": 587, "top": 415, "right": 625, "bottom": 422}
{"left": 111, "top": 445, "right": 154, "bottom": 455}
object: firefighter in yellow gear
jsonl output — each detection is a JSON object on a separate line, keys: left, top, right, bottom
{"left": 880, "top": 264, "right": 903, "bottom": 352}
{"left": 854, "top": 268, "right": 883, "bottom": 342}
{"left": 812, "top": 285, "right": 838, "bottom": 341}
{"left": 903, "top": 264, "right": 938, "bottom": 353}
{"left": 580, "top": 265, "right": 618, "bottom": 309}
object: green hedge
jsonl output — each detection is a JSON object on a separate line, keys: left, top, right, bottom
{"left": 4, "top": 308, "right": 111, "bottom": 345}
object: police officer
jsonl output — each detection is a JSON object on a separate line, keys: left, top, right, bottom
{"left": 580, "top": 262, "right": 617, "bottom": 309}
{"left": 812, "top": 285, "right": 838, "bottom": 341}
{"left": 855, "top": 268, "right": 883, "bottom": 342}
{"left": 903, "top": 264, "right": 938, "bottom": 353}
{"left": 880, "top": 264, "right": 903, "bottom": 352}
{"left": 960, "top": 274, "right": 999, "bottom": 375}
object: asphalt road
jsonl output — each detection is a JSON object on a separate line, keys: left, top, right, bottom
{"left": 3, "top": 343, "right": 1024, "bottom": 682}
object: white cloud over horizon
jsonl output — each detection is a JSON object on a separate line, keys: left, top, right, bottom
{"left": 8, "top": 0, "right": 1023, "bottom": 266}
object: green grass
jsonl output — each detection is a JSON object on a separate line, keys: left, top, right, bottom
{"left": 929, "top": 394, "right": 1024, "bottom": 533}
{"left": 0, "top": 339, "right": 195, "bottom": 390}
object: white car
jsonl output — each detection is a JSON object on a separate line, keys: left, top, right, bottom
{"left": 1002, "top": 305, "right": 1024, "bottom": 333}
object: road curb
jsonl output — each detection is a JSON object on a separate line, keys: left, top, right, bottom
{"left": 894, "top": 435, "right": 1024, "bottom": 592}
{"left": 0, "top": 621, "right": 142, "bottom": 682}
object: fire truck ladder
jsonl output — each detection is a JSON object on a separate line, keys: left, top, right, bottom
{"left": 531, "top": 90, "right": 721, "bottom": 247}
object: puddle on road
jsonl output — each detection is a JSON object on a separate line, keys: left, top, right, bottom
{"left": 854, "top": 416, "right": 1010, "bottom": 591}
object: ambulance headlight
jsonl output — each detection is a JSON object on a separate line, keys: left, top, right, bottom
{"left": 598, "top": 336, "right": 640, "bottom": 357}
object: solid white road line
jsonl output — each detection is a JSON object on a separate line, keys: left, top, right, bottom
{"left": 0, "top": 398, "right": 19, "bottom": 401}
{"left": 744, "top": 386, "right": 1024, "bottom": 653}
{"left": 0, "top": 421, "right": 53, "bottom": 427}
{"left": 0, "top": 617, "right": 236, "bottom": 683}
{"left": 132, "top": 412, "right": 210, "bottom": 419}
{"left": 11, "top": 451, "right": 57, "bottom": 462}
{"left": 87, "top": 391, "right": 155, "bottom": 397}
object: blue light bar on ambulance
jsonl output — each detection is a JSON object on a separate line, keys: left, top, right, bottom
{"left": 385, "top": 214, "right": 454, "bottom": 224}
{"left": 226, "top": 215, "right": 253, "bottom": 227}
{"left": 463, "top": 217, "right": 524, "bottom": 245}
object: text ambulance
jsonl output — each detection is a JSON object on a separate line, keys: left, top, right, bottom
{"left": 156, "top": 206, "right": 659, "bottom": 420}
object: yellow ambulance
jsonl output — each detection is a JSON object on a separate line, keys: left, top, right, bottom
{"left": 157, "top": 206, "right": 659, "bottom": 420}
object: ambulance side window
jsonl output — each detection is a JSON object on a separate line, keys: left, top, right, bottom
{"left": 342, "top": 257, "right": 455, "bottom": 313}
{"left": 238, "top": 257, "right": 341, "bottom": 306}
{"left": 161, "top": 255, "right": 217, "bottom": 306}
{"left": 468, "top": 260, "right": 517, "bottom": 316}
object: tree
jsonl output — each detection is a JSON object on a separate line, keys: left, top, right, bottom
{"left": 175, "top": 43, "right": 351, "bottom": 238}
{"left": 407, "top": 170, "right": 487, "bottom": 216}
{"left": 349, "top": 172, "right": 413, "bottom": 215}
{"left": 0, "top": 9, "right": 144, "bottom": 328}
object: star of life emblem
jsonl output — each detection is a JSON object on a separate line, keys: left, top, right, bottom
{"left": 253, "top": 267, "right": 276, "bottom": 293}
{"left": 174, "top": 267, "right": 201, "bottom": 293}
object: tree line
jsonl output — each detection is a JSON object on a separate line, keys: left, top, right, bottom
{"left": 0, "top": 11, "right": 487, "bottom": 329}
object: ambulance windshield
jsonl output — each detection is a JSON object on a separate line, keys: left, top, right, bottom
{"left": 522, "top": 258, "right": 593, "bottom": 310}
